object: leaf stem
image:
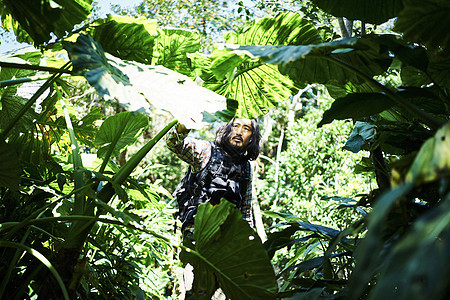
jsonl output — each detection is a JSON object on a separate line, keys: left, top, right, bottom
{"left": 0, "top": 61, "right": 72, "bottom": 74}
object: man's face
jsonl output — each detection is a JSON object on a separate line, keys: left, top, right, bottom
{"left": 229, "top": 118, "right": 253, "bottom": 149}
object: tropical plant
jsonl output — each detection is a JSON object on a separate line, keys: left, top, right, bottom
{"left": 0, "top": 0, "right": 449, "bottom": 299}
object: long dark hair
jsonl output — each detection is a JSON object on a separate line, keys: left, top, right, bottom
{"left": 214, "top": 118, "right": 261, "bottom": 161}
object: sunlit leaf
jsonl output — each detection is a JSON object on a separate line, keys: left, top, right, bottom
{"left": 152, "top": 28, "right": 202, "bottom": 76}
{"left": 203, "top": 12, "right": 322, "bottom": 118}
{"left": 91, "top": 16, "right": 158, "bottom": 65}
{"left": 65, "top": 35, "right": 228, "bottom": 129}
{"left": 233, "top": 35, "right": 392, "bottom": 86}
{"left": 406, "top": 122, "right": 450, "bottom": 184}
{"left": 94, "top": 111, "right": 148, "bottom": 158}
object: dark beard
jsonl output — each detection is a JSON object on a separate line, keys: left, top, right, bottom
{"left": 223, "top": 142, "right": 247, "bottom": 164}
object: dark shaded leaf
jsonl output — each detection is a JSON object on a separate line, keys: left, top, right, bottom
{"left": 312, "top": 0, "right": 404, "bottom": 25}
{"left": 406, "top": 122, "right": 450, "bottom": 184}
{"left": 0, "top": 0, "right": 92, "bottom": 45}
{"left": 368, "top": 196, "right": 450, "bottom": 300}
{"left": 346, "top": 183, "right": 414, "bottom": 299}
{"left": 0, "top": 141, "right": 20, "bottom": 190}
{"left": 343, "top": 121, "right": 376, "bottom": 153}
{"left": 394, "top": 0, "right": 450, "bottom": 52}
{"left": 318, "top": 93, "right": 394, "bottom": 127}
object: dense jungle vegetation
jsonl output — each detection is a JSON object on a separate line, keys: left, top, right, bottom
{"left": 0, "top": 0, "right": 449, "bottom": 299}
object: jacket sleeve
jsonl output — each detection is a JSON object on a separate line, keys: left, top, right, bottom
{"left": 166, "top": 125, "right": 211, "bottom": 173}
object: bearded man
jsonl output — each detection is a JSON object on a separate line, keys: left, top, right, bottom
{"left": 166, "top": 118, "right": 261, "bottom": 232}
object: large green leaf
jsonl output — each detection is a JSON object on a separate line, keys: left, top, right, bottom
{"left": 394, "top": 0, "right": 450, "bottom": 52}
{"left": 232, "top": 35, "right": 392, "bottom": 86}
{"left": 90, "top": 16, "right": 158, "bottom": 65}
{"left": 406, "top": 122, "right": 450, "bottom": 185}
{"left": 226, "top": 11, "right": 322, "bottom": 46}
{"left": 94, "top": 111, "right": 148, "bottom": 158}
{"left": 64, "top": 35, "right": 228, "bottom": 129}
{"left": 152, "top": 28, "right": 202, "bottom": 76}
{"left": 199, "top": 12, "right": 323, "bottom": 118}
{"left": 312, "top": 0, "right": 404, "bottom": 25}
{"left": 0, "top": 0, "right": 93, "bottom": 45}
{"left": 90, "top": 17, "right": 201, "bottom": 76}
{"left": 182, "top": 200, "right": 278, "bottom": 299}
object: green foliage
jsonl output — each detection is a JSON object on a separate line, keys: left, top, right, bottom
{"left": 259, "top": 97, "right": 372, "bottom": 229}
{"left": 94, "top": 111, "right": 149, "bottom": 158}
{"left": 181, "top": 200, "right": 278, "bottom": 299}
{"left": 0, "top": 0, "right": 93, "bottom": 45}
{"left": 1, "top": 0, "right": 449, "bottom": 299}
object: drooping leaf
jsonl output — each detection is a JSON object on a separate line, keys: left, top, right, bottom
{"left": 94, "top": 111, "right": 149, "bottom": 158}
{"left": 90, "top": 16, "right": 158, "bottom": 65}
{"left": 0, "top": 141, "right": 21, "bottom": 190}
{"left": 65, "top": 35, "right": 228, "bottom": 129}
{"left": 394, "top": 0, "right": 450, "bottom": 52}
{"left": 181, "top": 200, "right": 278, "bottom": 299}
{"left": 233, "top": 35, "right": 392, "bottom": 86}
{"left": 343, "top": 121, "right": 376, "bottom": 153}
{"left": 406, "top": 122, "right": 450, "bottom": 184}
{"left": 318, "top": 93, "right": 394, "bottom": 127}
{"left": 312, "top": 0, "right": 404, "bottom": 25}
{"left": 0, "top": 0, "right": 93, "bottom": 45}
{"left": 325, "top": 81, "right": 379, "bottom": 99}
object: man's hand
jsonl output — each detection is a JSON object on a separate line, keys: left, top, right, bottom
{"left": 176, "top": 122, "right": 190, "bottom": 133}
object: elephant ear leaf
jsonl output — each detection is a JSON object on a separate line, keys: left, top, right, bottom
{"left": 201, "top": 12, "right": 322, "bottom": 119}
{"left": 90, "top": 15, "right": 158, "bottom": 65}
{"left": 181, "top": 200, "right": 278, "bottom": 299}
{"left": 233, "top": 35, "right": 391, "bottom": 87}
{"left": 64, "top": 35, "right": 229, "bottom": 129}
